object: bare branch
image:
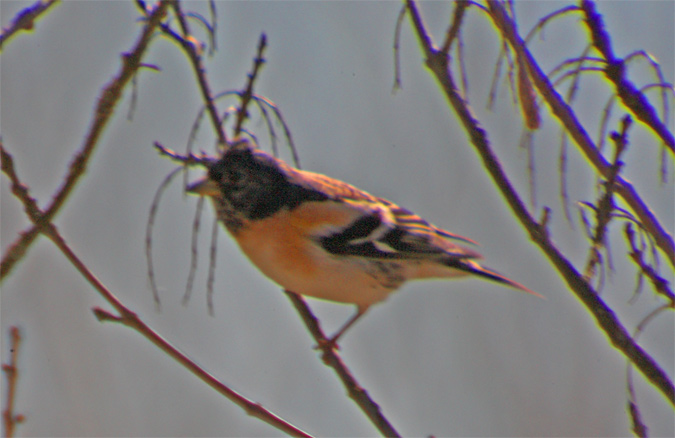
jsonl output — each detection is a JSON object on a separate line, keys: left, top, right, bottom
{"left": 1, "top": 0, "right": 171, "bottom": 281}
{"left": 581, "top": 0, "right": 674, "bottom": 154}
{"left": 0, "top": 0, "right": 59, "bottom": 50}
{"left": 439, "top": 0, "right": 468, "bottom": 55}
{"left": 156, "top": 0, "right": 227, "bottom": 147}
{"left": 583, "top": 116, "right": 632, "bottom": 281}
{"left": 284, "top": 291, "right": 401, "bottom": 438}
{"left": 234, "top": 33, "right": 268, "bottom": 138}
{"left": 405, "top": 0, "right": 674, "bottom": 406}
{"left": 2, "top": 327, "right": 24, "bottom": 438}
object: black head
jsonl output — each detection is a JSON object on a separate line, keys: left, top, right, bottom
{"left": 206, "top": 140, "right": 327, "bottom": 221}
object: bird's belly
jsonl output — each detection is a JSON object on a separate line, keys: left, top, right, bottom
{"left": 232, "top": 213, "right": 404, "bottom": 308}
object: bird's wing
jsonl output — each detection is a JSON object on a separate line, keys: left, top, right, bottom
{"left": 284, "top": 167, "right": 481, "bottom": 261}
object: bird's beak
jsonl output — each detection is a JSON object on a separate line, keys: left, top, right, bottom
{"left": 186, "top": 178, "right": 220, "bottom": 196}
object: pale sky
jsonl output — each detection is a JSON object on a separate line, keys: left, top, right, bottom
{"left": 1, "top": 1, "right": 673, "bottom": 436}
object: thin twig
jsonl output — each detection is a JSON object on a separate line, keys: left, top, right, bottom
{"left": 2, "top": 327, "right": 24, "bottom": 438}
{"left": 583, "top": 115, "right": 632, "bottom": 281}
{"left": 183, "top": 196, "right": 204, "bottom": 306}
{"left": 625, "top": 224, "right": 674, "bottom": 305}
{"left": 626, "top": 304, "right": 671, "bottom": 438}
{"left": 156, "top": 0, "right": 227, "bottom": 147}
{"left": 234, "top": 33, "right": 268, "bottom": 138}
{"left": 146, "top": 166, "right": 184, "bottom": 310}
{"left": 392, "top": 5, "right": 406, "bottom": 92}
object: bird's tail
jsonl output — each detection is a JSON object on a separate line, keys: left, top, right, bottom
{"left": 445, "top": 259, "right": 543, "bottom": 298}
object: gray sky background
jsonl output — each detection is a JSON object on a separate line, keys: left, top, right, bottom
{"left": 1, "top": 1, "right": 673, "bottom": 436}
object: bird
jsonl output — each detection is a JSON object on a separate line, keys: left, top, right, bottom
{"left": 187, "top": 137, "right": 540, "bottom": 347}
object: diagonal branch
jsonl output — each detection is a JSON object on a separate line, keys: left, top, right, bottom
{"left": 0, "top": 0, "right": 171, "bottom": 281}
{"left": 404, "top": 0, "right": 674, "bottom": 407}
{"left": 486, "top": 1, "right": 674, "bottom": 269}
{"left": 285, "top": 291, "right": 401, "bottom": 438}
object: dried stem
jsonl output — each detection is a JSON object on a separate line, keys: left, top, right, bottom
{"left": 583, "top": 115, "right": 632, "bottom": 281}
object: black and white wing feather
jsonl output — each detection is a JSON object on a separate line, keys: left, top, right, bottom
{"left": 280, "top": 165, "right": 481, "bottom": 261}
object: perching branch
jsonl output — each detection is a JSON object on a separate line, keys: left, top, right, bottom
{"left": 285, "top": 291, "right": 401, "bottom": 438}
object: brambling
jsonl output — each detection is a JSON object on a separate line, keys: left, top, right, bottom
{"left": 187, "top": 138, "right": 539, "bottom": 346}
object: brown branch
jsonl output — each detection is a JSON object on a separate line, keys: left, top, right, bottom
{"left": 153, "top": 141, "right": 211, "bottom": 166}
{"left": 234, "top": 33, "right": 268, "bottom": 138}
{"left": 583, "top": 115, "right": 632, "bottom": 281}
{"left": 0, "top": 0, "right": 59, "bottom": 50}
{"left": 625, "top": 224, "right": 674, "bottom": 305}
{"left": 439, "top": 0, "right": 468, "bottom": 55}
{"left": 156, "top": 0, "right": 227, "bottom": 147}
{"left": 284, "top": 291, "right": 401, "bottom": 438}
{"left": 0, "top": 0, "right": 171, "bottom": 281}
{"left": 405, "top": 0, "right": 674, "bottom": 407}
{"left": 626, "top": 304, "right": 671, "bottom": 438}
{"left": 1, "top": 143, "right": 313, "bottom": 437}
{"left": 2, "top": 327, "right": 24, "bottom": 438}
{"left": 581, "top": 0, "right": 674, "bottom": 154}
{"left": 486, "top": 1, "right": 674, "bottom": 269}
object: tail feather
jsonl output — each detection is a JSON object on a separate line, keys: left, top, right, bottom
{"left": 446, "top": 259, "right": 543, "bottom": 298}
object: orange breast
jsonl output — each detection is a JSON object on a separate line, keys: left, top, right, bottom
{"left": 233, "top": 200, "right": 360, "bottom": 285}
